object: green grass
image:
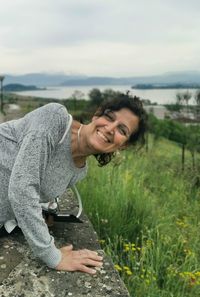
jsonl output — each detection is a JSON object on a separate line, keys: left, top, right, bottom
{"left": 77, "top": 137, "right": 200, "bottom": 297}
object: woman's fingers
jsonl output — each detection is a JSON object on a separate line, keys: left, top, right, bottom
{"left": 78, "top": 264, "right": 97, "bottom": 275}
{"left": 75, "top": 249, "right": 103, "bottom": 261}
{"left": 80, "top": 258, "right": 103, "bottom": 267}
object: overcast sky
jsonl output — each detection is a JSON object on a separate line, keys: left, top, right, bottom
{"left": 0, "top": 0, "right": 200, "bottom": 77}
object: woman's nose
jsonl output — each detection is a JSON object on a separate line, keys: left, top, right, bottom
{"left": 105, "top": 121, "right": 118, "bottom": 134}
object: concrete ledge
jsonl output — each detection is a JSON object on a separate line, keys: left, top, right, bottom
{"left": 0, "top": 190, "right": 130, "bottom": 297}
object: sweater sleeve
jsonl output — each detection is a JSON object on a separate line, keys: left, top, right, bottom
{"left": 8, "top": 130, "right": 61, "bottom": 268}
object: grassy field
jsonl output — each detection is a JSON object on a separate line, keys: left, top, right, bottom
{"left": 78, "top": 137, "right": 200, "bottom": 297}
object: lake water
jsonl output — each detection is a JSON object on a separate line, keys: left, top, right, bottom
{"left": 14, "top": 85, "right": 198, "bottom": 105}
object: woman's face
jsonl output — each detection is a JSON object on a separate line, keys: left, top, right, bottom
{"left": 87, "top": 108, "right": 139, "bottom": 154}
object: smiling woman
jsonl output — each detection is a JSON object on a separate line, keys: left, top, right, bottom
{"left": 0, "top": 92, "right": 147, "bottom": 274}
{"left": 92, "top": 93, "right": 147, "bottom": 166}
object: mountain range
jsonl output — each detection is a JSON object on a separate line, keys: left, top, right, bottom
{"left": 2, "top": 71, "right": 200, "bottom": 87}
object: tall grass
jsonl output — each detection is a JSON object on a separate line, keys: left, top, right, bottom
{"left": 78, "top": 137, "right": 200, "bottom": 297}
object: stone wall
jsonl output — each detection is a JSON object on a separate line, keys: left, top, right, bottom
{"left": 0, "top": 190, "right": 130, "bottom": 297}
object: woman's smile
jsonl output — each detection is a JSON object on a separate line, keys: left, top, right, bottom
{"left": 96, "top": 129, "right": 111, "bottom": 143}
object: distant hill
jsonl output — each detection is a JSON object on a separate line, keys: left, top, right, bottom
{"left": 60, "top": 76, "right": 124, "bottom": 86}
{"left": 4, "top": 73, "right": 87, "bottom": 87}
{"left": 4, "top": 84, "right": 45, "bottom": 92}
{"left": 3, "top": 71, "right": 200, "bottom": 87}
{"left": 61, "top": 71, "right": 200, "bottom": 87}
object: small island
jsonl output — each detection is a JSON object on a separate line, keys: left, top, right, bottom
{"left": 4, "top": 84, "right": 46, "bottom": 92}
{"left": 132, "top": 83, "right": 200, "bottom": 89}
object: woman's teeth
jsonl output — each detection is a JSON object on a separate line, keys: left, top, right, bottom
{"left": 97, "top": 130, "right": 109, "bottom": 143}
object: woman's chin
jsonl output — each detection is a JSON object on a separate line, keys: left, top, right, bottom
{"left": 89, "top": 137, "right": 116, "bottom": 154}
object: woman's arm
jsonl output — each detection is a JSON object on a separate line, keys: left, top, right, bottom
{"left": 8, "top": 130, "right": 61, "bottom": 268}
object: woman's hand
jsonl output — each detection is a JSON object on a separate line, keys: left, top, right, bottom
{"left": 56, "top": 245, "right": 103, "bottom": 274}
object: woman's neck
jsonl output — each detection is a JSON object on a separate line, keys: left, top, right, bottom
{"left": 71, "top": 121, "right": 88, "bottom": 167}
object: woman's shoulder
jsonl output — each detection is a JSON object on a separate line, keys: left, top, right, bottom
{"left": 25, "top": 103, "right": 69, "bottom": 123}
{"left": 23, "top": 103, "right": 70, "bottom": 137}
{"left": 39, "top": 103, "right": 67, "bottom": 115}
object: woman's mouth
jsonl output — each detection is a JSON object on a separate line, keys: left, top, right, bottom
{"left": 97, "top": 130, "right": 111, "bottom": 143}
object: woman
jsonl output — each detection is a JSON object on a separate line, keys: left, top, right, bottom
{"left": 0, "top": 93, "right": 146, "bottom": 274}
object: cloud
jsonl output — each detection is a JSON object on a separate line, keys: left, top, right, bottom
{"left": 2, "top": 40, "right": 200, "bottom": 76}
{"left": 0, "top": 0, "right": 200, "bottom": 75}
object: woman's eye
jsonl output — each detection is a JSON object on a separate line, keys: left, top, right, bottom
{"left": 118, "top": 127, "right": 126, "bottom": 136}
{"left": 104, "top": 111, "right": 115, "bottom": 121}
{"left": 106, "top": 114, "right": 113, "bottom": 121}
{"left": 118, "top": 126, "right": 129, "bottom": 137}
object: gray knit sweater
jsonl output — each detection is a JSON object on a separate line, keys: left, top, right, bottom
{"left": 0, "top": 103, "right": 87, "bottom": 268}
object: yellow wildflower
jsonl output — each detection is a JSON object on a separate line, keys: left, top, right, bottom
{"left": 114, "top": 264, "right": 122, "bottom": 272}
{"left": 124, "top": 246, "right": 130, "bottom": 252}
{"left": 123, "top": 266, "right": 130, "bottom": 270}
